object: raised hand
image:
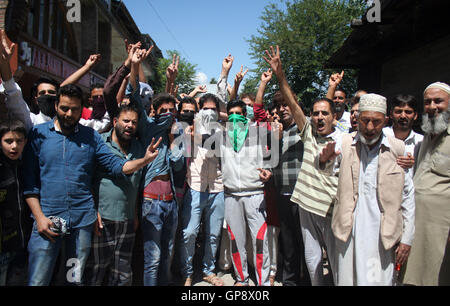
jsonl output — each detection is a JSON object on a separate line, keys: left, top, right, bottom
{"left": 132, "top": 46, "right": 153, "bottom": 65}
{"left": 125, "top": 41, "right": 141, "bottom": 66}
{"left": 319, "top": 141, "right": 341, "bottom": 164}
{"left": 329, "top": 71, "right": 344, "bottom": 88}
{"left": 222, "top": 54, "right": 234, "bottom": 72}
{"left": 85, "top": 54, "right": 101, "bottom": 68}
{"left": 261, "top": 68, "right": 273, "bottom": 83}
{"left": 145, "top": 137, "right": 163, "bottom": 163}
{"left": 166, "top": 54, "right": 180, "bottom": 82}
{"left": 0, "top": 29, "right": 15, "bottom": 64}
{"left": 235, "top": 65, "right": 249, "bottom": 85}
{"left": 263, "top": 45, "right": 283, "bottom": 77}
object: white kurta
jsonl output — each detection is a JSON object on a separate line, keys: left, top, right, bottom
{"left": 334, "top": 135, "right": 415, "bottom": 286}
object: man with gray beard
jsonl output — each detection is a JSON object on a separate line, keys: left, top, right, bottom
{"left": 402, "top": 82, "right": 450, "bottom": 286}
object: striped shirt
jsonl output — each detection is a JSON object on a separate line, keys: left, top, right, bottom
{"left": 290, "top": 121, "right": 342, "bottom": 218}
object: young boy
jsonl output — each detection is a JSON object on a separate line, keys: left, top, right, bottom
{"left": 0, "top": 119, "right": 31, "bottom": 285}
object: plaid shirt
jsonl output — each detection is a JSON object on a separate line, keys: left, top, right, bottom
{"left": 273, "top": 123, "right": 304, "bottom": 195}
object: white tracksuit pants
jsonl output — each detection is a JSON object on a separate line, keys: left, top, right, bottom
{"left": 225, "top": 193, "right": 270, "bottom": 286}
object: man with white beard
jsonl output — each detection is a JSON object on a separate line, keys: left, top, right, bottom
{"left": 402, "top": 82, "right": 450, "bottom": 286}
{"left": 319, "top": 94, "right": 415, "bottom": 286}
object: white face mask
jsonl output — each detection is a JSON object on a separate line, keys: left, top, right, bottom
{"left": 198, "top": 109, "right": 218, "bottom": 122}
{"left": 196, "top": 109, "right": 219, "bottom": 135}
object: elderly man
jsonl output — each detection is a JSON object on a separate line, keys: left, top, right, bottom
{"left": 319, "top": 94, "right": 415, "bottom": 286}
{"left": 402, "top": 82, "right": 450, "bottom": 286}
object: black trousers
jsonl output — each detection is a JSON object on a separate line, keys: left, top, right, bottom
{"left": 277, "top": 193, "right": 311, "bottom": 286}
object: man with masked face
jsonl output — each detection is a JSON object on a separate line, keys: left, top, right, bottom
{"left": 178, "top": 93, "right": 226, "bottom": 286}
{"left": 4, "top": 51, "right": 110, "bottom": 133}
{"left": 127, "top": 45, "right": 185, "bottom": 286}
{"left": 29, "top": 77, "right": 60, "bottom": 124}
{"left": 201, "top": 98, "right": 274, "bottom": 286}
{"left": 402, "top": 82, "right": 450, "bottom": 286}
{"left": 319, "top": 93, "right": 415, "bottom": 286}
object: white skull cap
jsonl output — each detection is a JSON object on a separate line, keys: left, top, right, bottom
{"left": 359, "top": 93, "right": 387, "bottom": 115}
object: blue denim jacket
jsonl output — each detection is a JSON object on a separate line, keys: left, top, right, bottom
{"left": 23, "top": 121, "right": 126, "bottom": 229}
{"left": 128, "top": 84, "right": 184, "bottom": 200}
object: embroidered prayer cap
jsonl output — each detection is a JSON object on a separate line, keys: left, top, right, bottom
{"left": 424, "top": 82, "right": 450, "bottom": 96}
{"left": 359, "top": 93, "right": 387, "bottom": 115}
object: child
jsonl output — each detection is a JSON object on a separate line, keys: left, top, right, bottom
{"left": 0, "top": 119, "right": 31, "bottom": 285}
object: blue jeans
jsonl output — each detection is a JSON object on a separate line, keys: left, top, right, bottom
{"left": 141, "top": 198, "right": 178, "bottom": 286}
{"left": 27, "top": 223, "right": 94, "bottom": 286}
{"left": 180, "top": 188, "right": 224, "bottom": 278}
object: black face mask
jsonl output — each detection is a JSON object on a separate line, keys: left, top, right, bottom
{"left": 37, "top": 95, "right": 58, "bottom": 118}
{"left": 179, "top": 112, "right": 195, "bottom": 126}
{"left": 91, "top": 96, "right": 106, "bottom": 120}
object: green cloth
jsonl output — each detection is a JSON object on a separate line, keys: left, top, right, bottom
{"left": 228, "top": 114, "right": 249, "bottom": 152}
{"left": 93, "top": 130, "right": 145, "bottom": 222}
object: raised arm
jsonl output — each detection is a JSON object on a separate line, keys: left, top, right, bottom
{"left": 254, "top": 68, "right": 273, "bottom": 123}
{"left": 217, "top": 54, "right": 234, "bottom": 102}
{"left": 230, "top": 65, "right": 248, "bottom": 101}
{"left": 326, "top": 71, "right": 344, "bottom": 101}
{"left": 60, "top": 54, "right": 101, "bottom": 87}
{"left": 130, "top": 45, "right": 153, "bottom": 93}
{"left": 165, "top": 54, "right": 179, "bottom": 94}
{"left": 0, "top": 30, "right": 33, "bottom": 131}
{"left": 263, "top": 45, "right": 307, "bottom": 131}
{"left": 103, "top": 42, "right": 143, "bottom": 119}
{"left": 189, "top": 85, "right": 207, "bottom": 98}
{"left": 256, "top": 68, "right": 272, "bottom": 106}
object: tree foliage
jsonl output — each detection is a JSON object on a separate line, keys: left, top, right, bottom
{"left": 154, "top": 50, "right": 197, "bottom": 94}
{"left": 247, "top": 0, "right": 366, "bottom": 107}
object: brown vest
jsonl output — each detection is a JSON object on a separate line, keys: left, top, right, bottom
{"left": 331, "top": 133, "right": 406, "bottom": 250}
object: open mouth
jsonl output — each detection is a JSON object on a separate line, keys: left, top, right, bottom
{"left": 317, "top": 121, "right": 326, "bottom": 132}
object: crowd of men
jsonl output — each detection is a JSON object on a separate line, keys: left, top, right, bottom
{"left": 0, "top": 29, "right": 449, "bottom": 286}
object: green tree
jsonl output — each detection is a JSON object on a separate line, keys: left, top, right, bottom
{"left": 154, "top": 50, "right": 197, "bottom": 94}
{"left": 209, "top": 77, "right": 218, "bottom": 84}
{"left": 247, "top": 0, "right": 366, "bottom": 108}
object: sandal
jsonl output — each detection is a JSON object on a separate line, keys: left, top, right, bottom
{"left": 203, "top": 273, "right": 224, "bottom": 286}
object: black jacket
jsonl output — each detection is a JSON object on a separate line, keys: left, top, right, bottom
{"left": 0, "top": 153, "right": 31, "bottom": 253}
